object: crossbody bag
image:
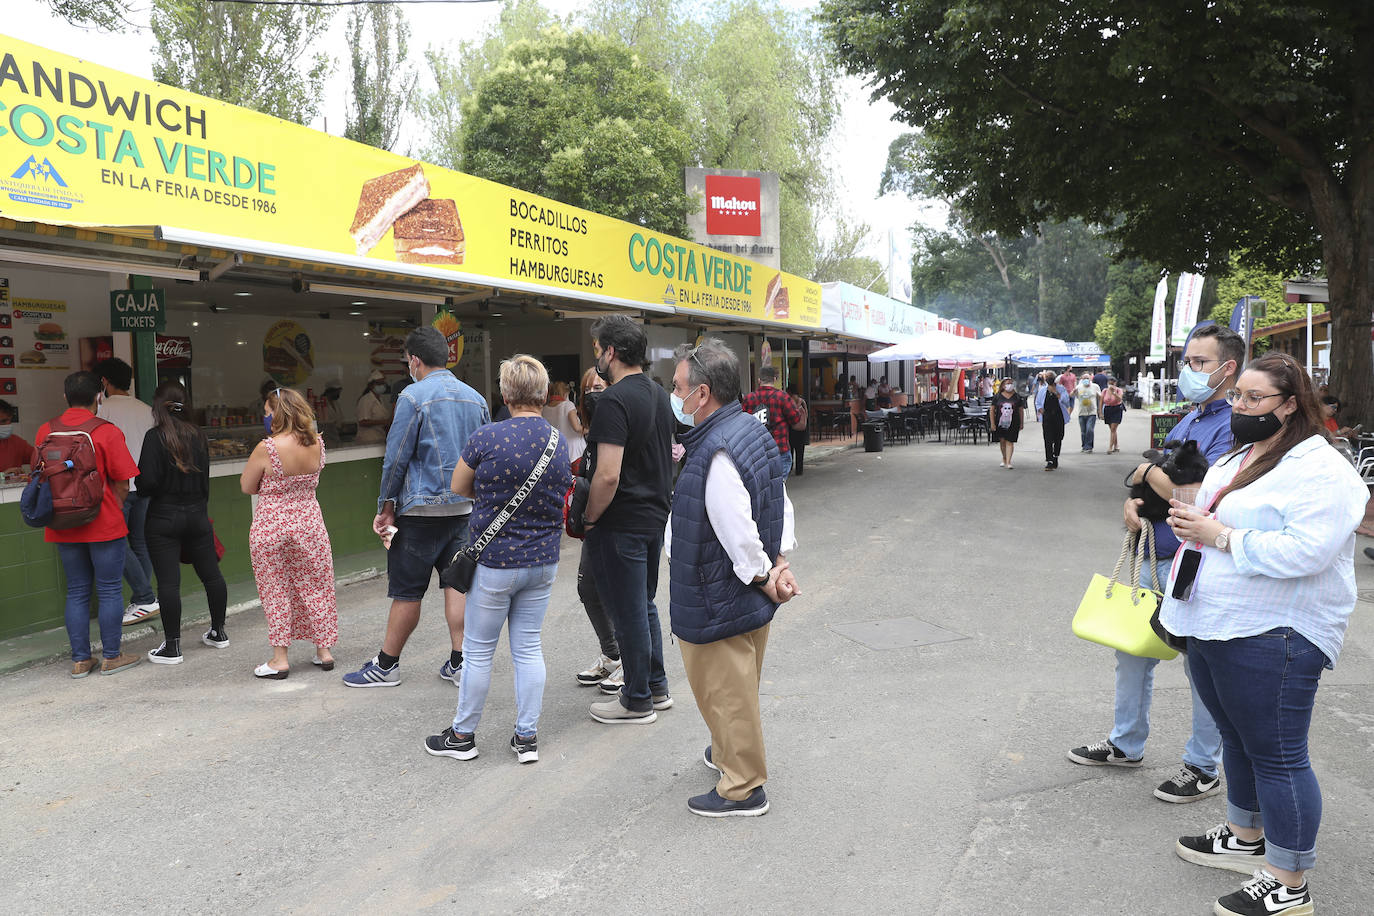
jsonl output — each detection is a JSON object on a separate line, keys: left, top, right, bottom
{"left": 440, "top": 427, "right": 560, "bottom": 593}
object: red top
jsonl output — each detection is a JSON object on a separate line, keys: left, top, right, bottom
{"left": 1324, "top": 416, "right": 1339, "bottom": 434}
{"left": 740, "top": 386, "right": 802, "bottom": 454}
{"left": 34, "top": 407, "right": 140, "bottom": 544}
{"left": 0, "top": 433, "right": 32, "bottom": 471}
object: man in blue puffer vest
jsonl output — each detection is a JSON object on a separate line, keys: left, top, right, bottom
{"left": 666, "top": 339, "right": 800, "bottom": 818}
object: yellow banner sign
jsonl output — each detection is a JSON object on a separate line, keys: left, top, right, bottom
{"left": 0, "top": 35, "right": 820, "bottom": 329}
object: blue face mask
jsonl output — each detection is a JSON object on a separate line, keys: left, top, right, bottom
{"left": 670, "top": 388, "right": 700, "bottom": 427}
{"left": 1177, "top": 362, "right": 1227, "bottom": 403}
{"left": 263, "top": 414, "right": 274, "bottom": 437}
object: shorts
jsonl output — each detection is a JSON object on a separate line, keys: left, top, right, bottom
{"left": 1103, "top": 404, "right": 1124, "bottom": 425}
{"left": 387, "top": 514, "right": 471, "bottom": 601}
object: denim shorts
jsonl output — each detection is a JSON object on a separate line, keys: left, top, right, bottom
{"left": 387, "top": 514, "right": 471, "bottom": 601}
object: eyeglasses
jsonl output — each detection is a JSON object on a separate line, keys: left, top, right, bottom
{"left": 1225, "top": 389, "right": 1286, "bottom": 409}
{"left": 1182, "top": 357, "right": 1222, "bottom": 372}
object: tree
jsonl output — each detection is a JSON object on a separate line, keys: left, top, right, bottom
{"left": 1095, "top": 261, "right": 1167, "bottom": 377}
{"left": 150, "top": 0, "right": 333, "bottom": 124}
{"left": 460, "top": 29, "right": 694, "bottom": 236}
{"left": 416, "top": 0, "right": 562, "bottom": 167}
{"left": 44, "top": 0, "right": 131, "bottom": 30}
{"left": 822, "top": 1, "right": 1371, "bottom": 422}
{"left": 344, "top": 4, "right": 416, "bottom": 151}
{"left": 812, "top": 217, "right": 887, "bottom": 292}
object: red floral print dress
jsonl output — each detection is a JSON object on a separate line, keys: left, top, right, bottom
{"left": 249, "top": 437, "right": 338, "bottom": 648}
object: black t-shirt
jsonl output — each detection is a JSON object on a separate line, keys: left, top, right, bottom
{"left": 992, "top": 393, "right": 1024, "bottom": 430}
{"left": 587, "top": 373, "right": 673, "bottom": 532}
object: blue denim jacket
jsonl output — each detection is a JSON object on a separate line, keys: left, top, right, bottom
{"left": 377, "top": 369, "right": 489, "bottom": 515}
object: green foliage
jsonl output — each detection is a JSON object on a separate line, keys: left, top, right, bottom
{"left": 44, "top": 0, "right": 130, "bottom": 30}
{"left": 460, "top": 29, "right": 694, "bottom": 236}
{"left": 344, "top": 5, "right": 416, "bottom": 151}
{"left": 150, "top": 0, "right": 332, "bottom": 124}
{"left": 812, "top": 218, "right": 886, "bottom": 293}
{"left": 1095, "top": 260, "right": 1166, "bottom": 363}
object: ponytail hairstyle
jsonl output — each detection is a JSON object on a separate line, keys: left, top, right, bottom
{"left": 1212, "top": 352, "right": 1327, "bottom": 507}
{"left": 264, "top": 386, "right": 319, "bottom": 447}
{"left": 152, "top": 381, "right": 205, "bottom": 474}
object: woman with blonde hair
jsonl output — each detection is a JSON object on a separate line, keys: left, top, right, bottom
{"left": 240, "top": 387, "right": 339, "bottom": 679}
{"left": 424, "top": 355, "right": 572, "bottom": 764}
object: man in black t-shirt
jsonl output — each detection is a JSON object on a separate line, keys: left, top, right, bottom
{"left": 583, "top": 315, "right": 675, "bottom": 724}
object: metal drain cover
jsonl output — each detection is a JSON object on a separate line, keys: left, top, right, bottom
{"left": 830, "top": 616, "right": 967, "bottom": 650}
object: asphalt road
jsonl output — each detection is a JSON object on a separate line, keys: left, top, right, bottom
{"left": 3, "top": 410, "right": 1372, "bottom": 914}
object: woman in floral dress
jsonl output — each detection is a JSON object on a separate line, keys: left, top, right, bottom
{"left": 240, "top": 387, "right": 338, "bottom": 679}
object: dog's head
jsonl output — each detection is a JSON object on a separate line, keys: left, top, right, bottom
{"left": 1158, "top": 439, "right": 1209, "bottom": 484}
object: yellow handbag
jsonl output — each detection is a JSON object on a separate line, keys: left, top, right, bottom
{"left": 1071, "top": 526, "right": 1179, "bottom": 660}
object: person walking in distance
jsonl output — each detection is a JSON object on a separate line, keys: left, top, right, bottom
{"left": 989, "top": 378, "right": 1026, "bottom": 469}
{"left": 1102, "top": 376, "right": 1126, "bottom": 453}
{"left": 666, "top": 340, "right": 799, "bottom": 816}
{"left": 36, "top": 371, "right": 143, "bottom": 677}
{"left": 92, "top": 358, "right": 159, "bottom": 627}
{"left": 583, "top": 316, "right": 676, "bottom": 724}
{"left": 1040, "top": 371, "right": 1069, "bottom": 471}
{"left": 1068, "top": 324, "right": 1244, "bottom": 803}
{"left": 241, "top": 387, "right": 339, "bottom": 679}
{"left": 344, "top": 327, "right": 490, "bottom": 688}
{"left": 138, "top": 382, "right": 230, "bottom": 665}
{"left": 740, "top": 366, "right": 802, "bottom": 477}
{"left": 785, "top": 385, "right": 809, "bottom": 476}
{"left": 1075, "top": 374, "right": 1103, "bottom": 452}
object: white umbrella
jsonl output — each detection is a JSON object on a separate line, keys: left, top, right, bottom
{"left": 868, "top": 330, "right": 982, "bottom": 363}
{"left": 967, "top": 329, "right": 1068, "bottom": 360}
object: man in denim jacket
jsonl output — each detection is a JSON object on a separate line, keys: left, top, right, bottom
{"left": 344, "top": 327, "right": 489, "bottom": 688}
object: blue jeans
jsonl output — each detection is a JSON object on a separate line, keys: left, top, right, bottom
{"left": 58, "top": 538, "right": 126, "bottom": 660}
{"left": 1188, "top": 629, "right": 1326, "bottom": 872}
{"left": 585, "top": 526, "right": 668, "bottom": 712}
{"left": 1078, "top": 414, "right": 1097, "bottom": 450}
{"left": 453, "top": 563, "right": 558, "bottom": 738}
{"left": 1107, "top": 557, "right": 1222, "bottom": 774}
{"left": 122, "top": 493, "right": 156, "bottom": 605}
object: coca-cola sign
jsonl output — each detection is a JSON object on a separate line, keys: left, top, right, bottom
{"left": 155, "top": 334, "right": 192, "bottom": 368}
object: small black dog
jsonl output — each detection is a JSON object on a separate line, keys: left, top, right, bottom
{"left": 1127, "top": 439, "right": 1210, "bottom": 521}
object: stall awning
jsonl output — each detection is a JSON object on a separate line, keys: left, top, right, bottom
{"left": 1013, "top": 353, "right": 1113, "bottom": 368}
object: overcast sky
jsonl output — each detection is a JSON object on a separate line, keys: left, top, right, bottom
{"left": 8, "top": 0, "right": 944, "bottom": 273}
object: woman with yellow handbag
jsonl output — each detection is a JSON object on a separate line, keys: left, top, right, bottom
{"left": 1159, "top": 353, "right": 1367, "bottom": 916}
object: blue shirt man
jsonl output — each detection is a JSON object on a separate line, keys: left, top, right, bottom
{"left": 1069, "top": 323, "right": 1244, "bottom": 806}
{"left": 344, "top": 326, "right": 489, "bottom": 689}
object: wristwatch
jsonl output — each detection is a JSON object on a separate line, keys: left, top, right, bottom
{"left": 1214, "top": 527, "right": 1233, "bottom": 551}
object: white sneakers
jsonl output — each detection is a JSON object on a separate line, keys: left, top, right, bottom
{"left": 122, "top": 601, "right": 160, "bottom": 626}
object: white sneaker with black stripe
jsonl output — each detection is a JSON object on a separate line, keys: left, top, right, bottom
{"left": 1176, "top": 823, "right": 1267, "bottom": 874}
{"left": 1214, "top": 870, "right": 1313, "bottom": 916}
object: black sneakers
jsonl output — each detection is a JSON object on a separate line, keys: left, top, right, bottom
{"left": 1176, "top": 823, "right": 1267, "bottom": 874}
{"left": 510, "top": 733, "right": 538, "bottom": 764}
{"left": 1067, "top": 739, "right": 1143, "bottom": 767}
{"left": 424, "top": 727, "right": 477, "bottom": 760}
{"left": 1154, "top": 763, "right": 1222, "bottom": 803}
{"left": 687, "top": 787, "right": 769, "bottom": 817}
{"left": 1215, "top": 870, "right": 1313, "bottom": 916}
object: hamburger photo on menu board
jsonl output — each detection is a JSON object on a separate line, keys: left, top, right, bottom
{"left": 34, "top": 322, "right": 66, "bottom": 342}
{"left": 20, "top": 349, "right": 46, "bottom": 365}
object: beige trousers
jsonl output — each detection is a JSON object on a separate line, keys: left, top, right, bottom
{"left": 678, "top": 623, "right": 770, "bottom": 801}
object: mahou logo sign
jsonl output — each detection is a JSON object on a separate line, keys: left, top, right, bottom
{"left": 704, "top": 175, "right": 762, "bottom": 236}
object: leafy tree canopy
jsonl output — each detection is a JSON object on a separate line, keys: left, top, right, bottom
{"left": 45, "top": 0, "right": 131, "bottom": 30}
{"left": 460, "top": 28, "right": 694, "bottom": 236}
{"left": 813, "top": 218, "right": 887, "bottom": 294}
{"left": 821, "top": 0, "right": 1373, "bottom": 419}
{"left": 150, "top": 0, "right": 332, "bottom": 124}
{"left": 344, "top": 4, "right": 416, "bottom": 152}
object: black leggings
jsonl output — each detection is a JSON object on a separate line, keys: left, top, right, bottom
{"left": 577, "top": 546, "right": 618, "bottom": 659}
{"left": 145, "top": 501, "right": 227, "bottom": 641}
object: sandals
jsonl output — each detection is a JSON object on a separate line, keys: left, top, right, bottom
{"left": 311, "top": 655, "right": 335, "bottom": 672}
{"left": 254, "top": 662, "right": 288, "bottom": 680}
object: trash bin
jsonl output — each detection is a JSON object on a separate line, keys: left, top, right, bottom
{"left": 1129, "top": 395, "right": 1143, "bottom": 410}
{"left": 863, "top": 422, "right": 885, "bottom": 453}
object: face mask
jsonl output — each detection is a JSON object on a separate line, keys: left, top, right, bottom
{"left": 581, "top": 391, "right": 601, "bottom": 421}
{"left": 263, "top": 414, "right": 274, "bottom": 437}
{"left": 1178, "top": 363, "right": 1226, "bottom": 403}
{"left": 408, "top": 360, "right": 419, "bottom": 384}
{"left": 1231, "top": 408, "right": 1284, "bottom": 445}
{"left": 0, "top": 424, "right": 10, "bottom": 439}
{"left": 594, "top": 352, "right": 614, "bottom": 384}
{"left": 670, "top": 387, "right": 701, "bottom": 427}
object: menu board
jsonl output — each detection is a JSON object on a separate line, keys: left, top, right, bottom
{"left": 0, "top": 278, "right": 12, "bottom": 394}
{"left": 11, "top": 296, "right": 72, "bottom": 371}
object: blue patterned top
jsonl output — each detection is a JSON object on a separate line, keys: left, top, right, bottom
{"left": 461, "top": 416, "right": 572, "bottom": 568}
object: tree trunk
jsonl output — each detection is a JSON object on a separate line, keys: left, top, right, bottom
{"left": 1321, "top": 246, "right": 1374, "bottom": 427}
{"left": 1035, "top": 225, "right": 1048, "bottom": 334}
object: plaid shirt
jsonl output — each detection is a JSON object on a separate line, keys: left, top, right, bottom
{"left": 739, "top": 386, "right": 801, "bottom": 453}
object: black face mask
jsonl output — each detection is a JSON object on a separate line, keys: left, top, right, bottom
{"left": 1231, "top": 408, "right": 1284, "bottom": 445}
{"left": 594, "top": 351, "right": 613, "bottom": 384}
{"left": 582, "top": 391, "right": 601, "bottom": 422}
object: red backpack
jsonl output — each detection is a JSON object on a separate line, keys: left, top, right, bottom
{"left": 35, "top": 415, "right": 109, "bottom": 530}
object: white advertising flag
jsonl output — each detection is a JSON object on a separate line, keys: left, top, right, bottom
{"left": 887, "top": 229, "right": 913, "bottom": 304}
{"left": 1170, "top": 272, "right": 1205, "bottom": 346}
{"left": 1149, "top": 276, "right": 1168, "bottom": 361}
